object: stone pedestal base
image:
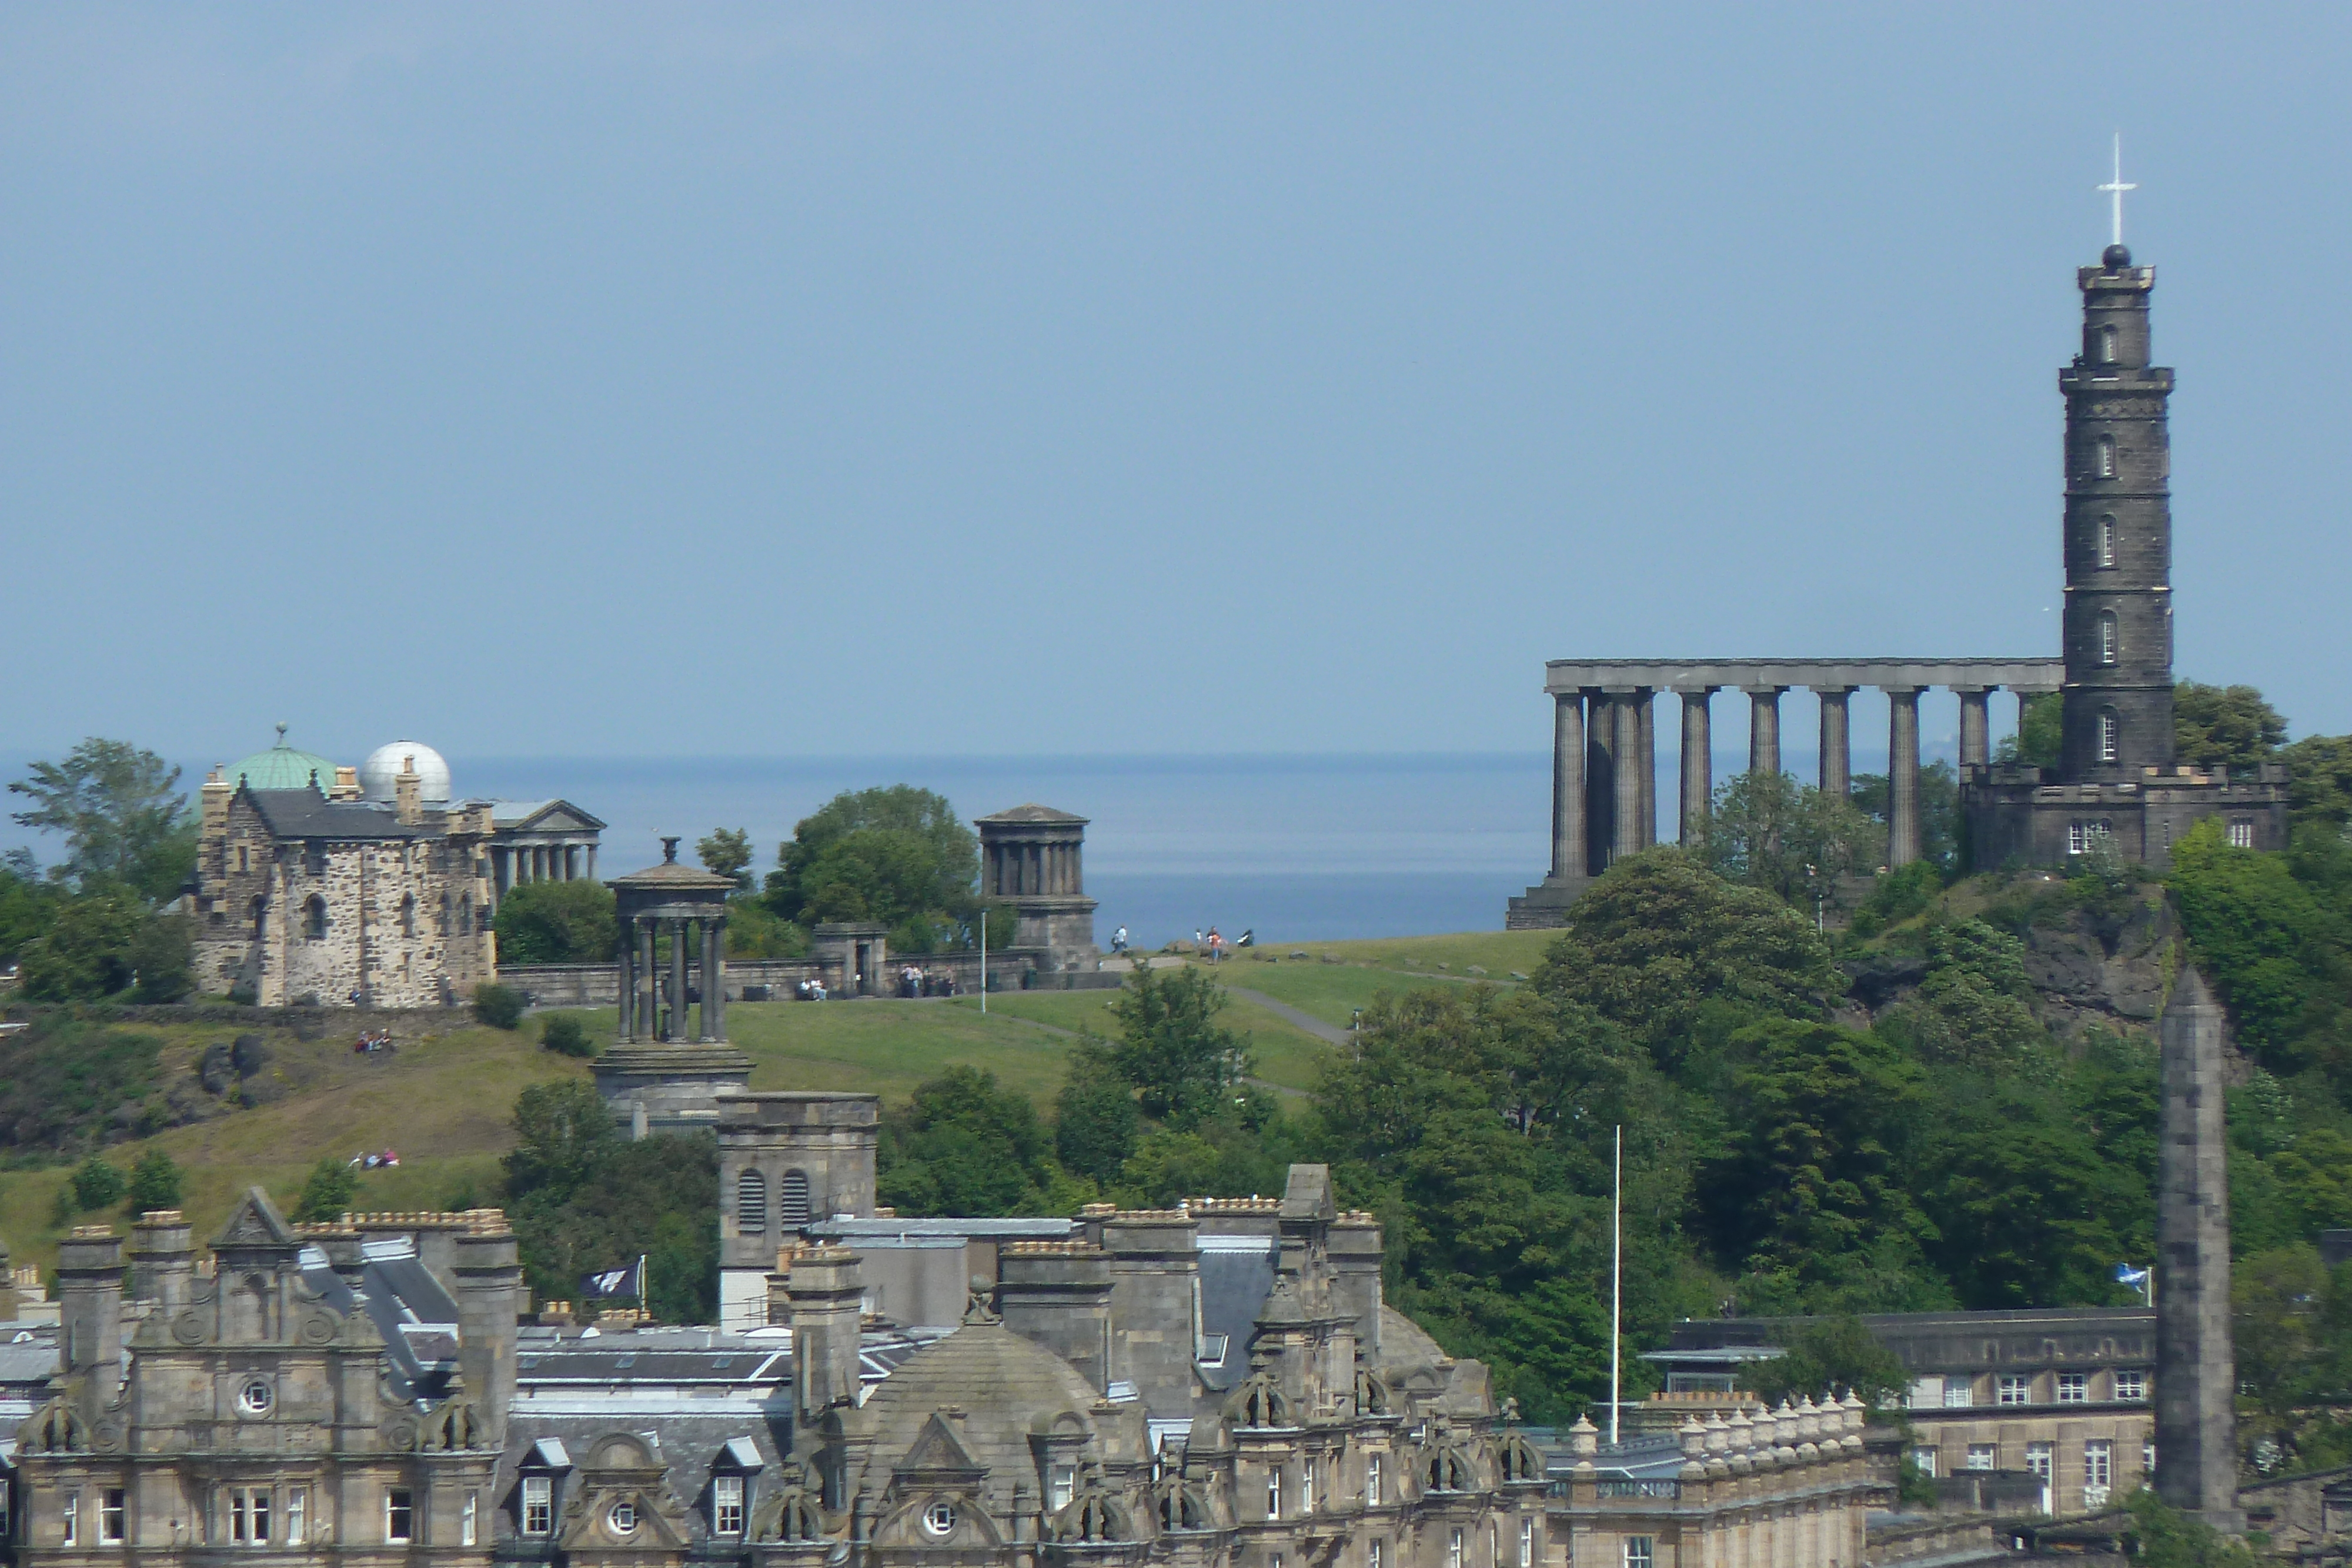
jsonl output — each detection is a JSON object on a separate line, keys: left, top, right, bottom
{"left": 592, "top": 1043, "right": 754, "bottom": 1138}
{"left": 1506, "top": 876, "right": 1591, "bottom": 929}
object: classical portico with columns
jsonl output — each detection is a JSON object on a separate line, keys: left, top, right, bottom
{"left": 974, "top": 803, "right": 1100, "bottom": 971}
{"left": 1509, "top": 659, "right": 2060, "bottom": 928}
{"left": 591, "top": 837, "right": 754, "bottom": 1136}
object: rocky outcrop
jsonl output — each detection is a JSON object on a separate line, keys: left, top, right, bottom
{"left": 2015, "top": 895, "right": 2174, "bottom": 1037}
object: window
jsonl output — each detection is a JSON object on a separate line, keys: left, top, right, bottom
{"left": 252, "top": 897, "right": 268, "bottom": 940}
{"left": 2027, "top": 1443, "right": 2054, "bottom": 1512}
{"left": 238, "top": 844, "right": 250, "bottom": 874}
{"left": 2084, "top": 1439, "right": 2113, "bottom": 1508}
{"left": 101, "top": 1489, "right": 125, "bottom": 1546}
{"left": 780, "top": 1169, "right": 812, "bottom": 1226}
{"left": 2144, "top": 1440, "right": 2156, "bottom": 1477}
{"left": 2100, "top": 710, "right": 2121, "bottom": 763}
{"left": 1050, "top": 1464, "right": 1076, "bottom": 1513}
{"left": 2115, "top": 1369, "right": 2148, "bottom": 1402}
{"left": 2099, "top": 612, "right": 2119, "bottom": 666}
{"left": 1998, "top": 1374, "right": 2032, "bottom": 1405}
{"left": 1912, "top": 1446, "right": 1939, "bottom": 1479}
{"left": 62, "top": 1492, "right": 78, "bottom": 1547}
{"left": 1519, "top": 1517, "right": 1535, "bottom": 1568}
{"left": 1623, "top": 1539, "right": 1655, "bottom": 1568}
{"left": 523, "top": 1477, "right": 553, "bottom": 1536}
{"left": 2057, "top": 1371, "right": 2089, "bottom": 1404}
{"left": 288, "top": 1489, "right": 307, "bottom": 1546}
{"left": 2099, "top": 514, "right": 2117, "bottom": 567}
{"left": 1944, "top": 1379, "right": 1975, "bottom": 1407}
{"left": 2069, "top": 820, "right": 2115, "bottom": 857}
{"left": 1906, "top": 1376, "right": 1942, "bottom": 1409}
{"left": 1366, "top": 1455, "right": 1382, "bottom": 1506}
{"left": 2099, "top": 325, "right": 2119, "bottom": 364}
{"left": 1370, "top": 1540, "right": 1385, "bottom": 1568}
{"left": 2096, "top": 436, "right": 2117, "bottom": 479}
{"left": 1303, "top": 1459, "right": 1317, "bottom": 1514}
{"left": 713, "top": 1476, "right": 744, "bottom": 1536}
{"left": 923, "top": 1500, "right": 956, "bottom": 1537}
{"left": 304, "top": 895, "right": 328, "bottom": 941}
{"left": 385, "top": 1490, "right": 413, "bottom": 1545}
{"left": 609, "top": 1500, "right": 638, "bottom": 1535}
{"left": 399, "top": 894, "right": 416, "bottom": 938}
{"left": 736, "top": 1170, "right": 767, "bottom": 1232}
{"left": 1449, "top": 1527, "right": 1465, "bottom": 1568}
{"left": 229, "top": 1487, "right": 270, "bottom": 1545}
{"left": 239, "top": 1378, "right": 273, "bottom": 1415}
{"left": 1967, "top": 1445, "right": 1997, "bottom": 1472}
{"left": 2228, "top": 818, "right": 2255, "bottom": 850}
{"left": 1268, "top": 1467, "right": 1283, "bottom": 1519}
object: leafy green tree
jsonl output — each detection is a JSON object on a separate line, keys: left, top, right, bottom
{"left": 2174, "top": 681, "right": 2286, "bottom": 772}
{"left": 292, "top": 1155, "right": 357, "bottom": 1223}
{"left": 2232, "top": 1246, "right": 2352, "bottom": 1476}
{"left": 1995, "top": 693, "right": 2062, "bottom": 770}
{"left": 493, "top": 878, "right": 619, "bottom": 965}
{"left": 0, "top": 865, "right": 61, "bottom": 968}
{"left": 1105, "top": 965, "right": 1255, "bottom": 1128}
{"left": 1876, "top": 919, "right": 2046, "bottom": 1068}
{"left": 1703, "top": 770, "right": 1880, "bottom": 906}
{"left": 126, "top": 1149, "right": 184, "bottom": 1214}
{"left": 16, "top": 889, "right": 190, "bottom": 1002}
{"left": 1738, "top": 1315, "right": 1910, "bottom": 1407}
{"left": 2123, "top": 1487, "right": 2261, "bottom": 1565}
{"left": 71, "top": 1154, "right": 128, "bottom": 1211}
{"left": 1850, "top": 760, "right": 1960, "bottom": 875}
{"left": 1535, "top": 849, "right": 1835, "bottom": 1058}
{"left": 511, "top": 1132, "right": 719, "bottom": 1324}
{"left": 877, "top": 1066, "right": 1058, "bottom": 1216}
{"left": 472, "top": 982, "right": 527, "bottom": 1030}
{"left": 763, "top": 786, "right": 980, "bottom": 930}
{"left": 1054, "top": 1040, "right": 1140, "bottom": 1183}
{"left": 696, "top": 828, "right": 754, "bottom": 891}
{"left": 2167, "top": 818, "right": 2351, "bottom": 1074}
{"left": 505, "top": 1081, "right": 620, "bottom": 1201}
{"left": 8, "top": 738, "right": 196, "bottom": 899}
{"left": 2281, "top": 733, "right": 2352, "bottom": 830}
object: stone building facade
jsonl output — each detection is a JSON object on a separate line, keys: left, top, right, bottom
{"left": 974, "top": 805, "right": 1099, "bottom": 972}
{"left": 190, "top": 764, "right": 499, "bottom": 1009}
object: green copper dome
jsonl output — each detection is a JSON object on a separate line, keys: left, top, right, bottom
{"left": 227, "top": 724, "right": 338, "bottom": 794}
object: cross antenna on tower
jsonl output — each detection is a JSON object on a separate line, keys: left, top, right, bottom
{"left": 2098, "top": 132, "right": 2138, "bottom": 249}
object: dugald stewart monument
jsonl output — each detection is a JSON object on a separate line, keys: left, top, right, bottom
{"left": 1511, "top": 237, "right": 2288, "bottom": 928}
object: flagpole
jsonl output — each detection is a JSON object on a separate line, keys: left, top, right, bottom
{"left": 1610, "top": 1123, "right": 1622, "bottom": 1446}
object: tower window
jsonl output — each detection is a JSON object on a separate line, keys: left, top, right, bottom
{"left": 780, "top": 1169, "right": 811, "bottom": 1226}
{"left": 252, "top": 897, "right": 269, "bottom": 940}
{"left": 2099, "top": 611, "right": 2119, "bottom": 666}
{"left": 736, "top": 1170, "right": 766, "bottom": 1232}
{"left": 304, "top": 896, "right": 328, "bottom": 941}
{"left": 2100, "top": 710, "right": 2121, "bottom": 763}
{"left": 2099, "top": 514, "right": 2117, "bottom": 567}
{"left": 2099, "top": 324, "right": 2119, "bottom": 364}
{"left": 2229, "top": 818, "right": 2255, "bottom": 849}
{"left": 2096, "top": 436, "right": 2117, "bottom": 479}
{"left": 399, "top": 894, "right": 416, "bottom": 938}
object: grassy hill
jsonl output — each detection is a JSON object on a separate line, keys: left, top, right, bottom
{"left": 0, "top": 930, "right": 1560, "bottom": 1278}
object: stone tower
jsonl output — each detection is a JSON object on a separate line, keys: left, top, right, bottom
{"left": 974, "top": 804, "right": 1099, "bottom": 971}
{"left": 2155, "top": 967, "right": 2243, "bottom": 1529}
{"left": 2059, "top": 243, "right": 2176, "bottom": 783}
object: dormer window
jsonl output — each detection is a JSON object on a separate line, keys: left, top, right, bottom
{"left": 712, "top": 1476, "right": 744, "bottom": 1536}
{"left": 522, "top": 1477, "right": 553, "bottom": 1536}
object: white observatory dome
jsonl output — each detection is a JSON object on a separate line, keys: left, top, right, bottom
{"left": 359, "top": 741, "right": 453, "bottom": 805}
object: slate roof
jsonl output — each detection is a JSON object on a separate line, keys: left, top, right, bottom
{"left": 483, "top": 799, "right": 608, "bottom": 832}
{"left": 1195, "top": 1238, "right": 1275, "bottom": 1392}
{"left": 245, "top": 789, "right": 430, "bottom": 842}
{"left": 298, "top": 1242, "right": 462, "bottom": 1400}
{"left": 853, "top": 1318, "right": 1145, "bottom": 1479}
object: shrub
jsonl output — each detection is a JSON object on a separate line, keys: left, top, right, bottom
{"left": 540, "top": 1014, "right": 595, "bottom": 1058}
{"left": 71, "top": 1154, "right": 128, "bottom": 1211}
{"left": 0, "top": 1018, "right": 163, "bottom": 1155}
{"left": 473, "top": 982, "right": 527, "bottom": 1031}
{"left": 492, "top": 879, "right": 619, "bottom": 966}
{"left": 126, "top": 1149, "right": 184, "bottom": 1214}
{"left": 293, "top": 1155, "right": 357, "bottom": 1223}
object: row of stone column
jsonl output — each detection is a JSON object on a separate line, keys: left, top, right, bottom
{"left": 1551, "top": 684, "right": 2009, "bottom": 878}
{"left": 987, "top": 840, "right": 1082, "bottom": 899}
{"left": 495, "top": 842, "right": 594, "bottom": 898}
{"left": 619, "top": 914, "right": 726, "bottom": 1043}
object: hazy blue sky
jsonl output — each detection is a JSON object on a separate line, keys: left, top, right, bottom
{"left": 6, "top": 5, "right": 2348, "bottom": 767}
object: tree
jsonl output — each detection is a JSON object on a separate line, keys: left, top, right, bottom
{"left": 71, "top": 1154, "right": 127, "bottom": 1211}
{"left": 2281, "top": 733, "right": 2352, "bottom": 830}
{"left": 1703, "top": 770, "right": 1880, "bottom": 905}
{"left": 126, "top": 1149, "right": 184, "bottom": 1214}
{"left": 1054, "top": 1041, "right": 1140, "bottom": 1183}
{"left": 1850, "top": 760, "right": 1960, "bottom": 875}
{"left": 540, "top": 1014, "right": 595, "bottom": 1058}
{"left": 2167, "top": 819, "right": 2350, "bottom": 1072}
{"left": 1739, "top": 1315, "right": 1910, "bottom": 1408}
{"left": 15, "top": 889, "right": 190, "bottom": 1002}
{"left": 878, "top": 1066, "right": 1059, "bottom": 1216}
{"left": 2174, "top": 681, "right": 2286, "bottom": 772}
{"left": 492, "top": 878, "right": 618, "bottom": 966}
{"left": 1995, "top": 693, "right": 2062, "bottom": 770}
{"left": 0, "top": 865, "right": 60, "bottom": 968}
{"left": 8, "top": 738, "right": 196, "bottom": 899}
{"left": 1534, "top": 849, "right": 1836, "bottom": 1057}
{"left": 1105, "top": 965, "right": 1255, "bottom": 1128}
{"left": 512, "top": 1132, "right": 719, "bottom": 1325}
{"left": 697, "top": 828, "right": 754, "bottom": 891}
{"left": 505, "top": 1081, "right": 620, "bottom": 1201}
{"left": 764, "top": 786, "right": 979, "bottom": 930}
{"left": 292, "top": 1156, "right": 358, "bottom": 1223}
{"left": 2231, "top": 1245, "right": 2352, "bottom": 1476}
{"left": 1876, "top": 919, "right": 2046, "bottom": 1068}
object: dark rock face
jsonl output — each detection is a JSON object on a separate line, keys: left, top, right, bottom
{"left": 2017, "top": 898, "right": 2172, "bottom": 1035}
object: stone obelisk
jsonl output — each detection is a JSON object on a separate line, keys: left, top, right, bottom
{"left": 2155, "top": 966, "right": 2241, "bottom": 1529}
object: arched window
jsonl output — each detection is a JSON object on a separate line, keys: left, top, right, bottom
{"left": 252, "top": 897, "right": 269, "bottom": 940}
{"left": 2100, "top": 710, "right": 2120, "bottom": 764}
{"left": 399, "top": 894, "right": 416, "bottom": 938}
{"left": 304, "top": 895, "right": 328, "bottom": 941}
{"left": 437, "top": 893, "right": 450, "bottom": 937}
{"left": 2099, "top": 514, "right": 2117, "bottom": 567}
{"left": 736, "top": 1170, "right": 766, "bottom": 1232}
{"left": 2096, "top": 436, "right": 2117, "bottom": 479}
{"left": 2099, "top": 324, "right": 2119, "bottom": 364}
{"left": 2099, "top": 611, "right": 2119, "bottom": 666}
{"left": 780, "top": 1169, "right": 812, "bottom": 1226}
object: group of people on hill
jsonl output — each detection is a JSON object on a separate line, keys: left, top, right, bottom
{"left": 352, "top": 1029, "right": 395, "bottom": 1054}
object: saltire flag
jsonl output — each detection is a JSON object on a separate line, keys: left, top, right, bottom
{"left": 582, "top": 1256, "right": 647, "bottom": 1300}
{"left": 2115, "top": 1263, "right": 2151, "bottom": 1292}
{"left": 1236, "top": 930, "right": 1254, "bottom": 947}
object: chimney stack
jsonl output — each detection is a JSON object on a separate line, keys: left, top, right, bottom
{"left": 394, "top": 757, "right": 423, "bottom": 825}
{"left": 57, "top": 1226, "right": 126, "bottom": 1404}
{"left": 997, "top": 1242, "right": 1114, "bottom": 1393}
{"left": 787, "top": 1245, "right": 865, "bottom": 1425}
{"left": 128, "top": 1211, "right": 195, "bottom": 1307}
{"left": 453, "top": 1212, "right": 524, "bottom": 1448}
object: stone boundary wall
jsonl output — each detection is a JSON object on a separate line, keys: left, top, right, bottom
{"left": 500, "top": 954, "right": 1122, "bottom": 1008}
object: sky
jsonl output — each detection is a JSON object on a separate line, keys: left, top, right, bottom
{"left": 5, "top": 5, "right": 2350, "bottom": 769}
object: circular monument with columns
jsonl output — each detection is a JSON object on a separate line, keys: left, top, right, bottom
{"left": 590, "top": 837, "right": 753, "bottom": 1136}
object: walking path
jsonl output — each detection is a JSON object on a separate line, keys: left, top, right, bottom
{"left": 1221, "top": 987, "right": 1352, "bottom": 1047}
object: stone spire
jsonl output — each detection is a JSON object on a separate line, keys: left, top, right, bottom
{"left": 2156, "top": 967, "right": 2241, "bottom": 1529}
{"left": 2059, "top": 240, "right": 2177, "bottom": 783}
